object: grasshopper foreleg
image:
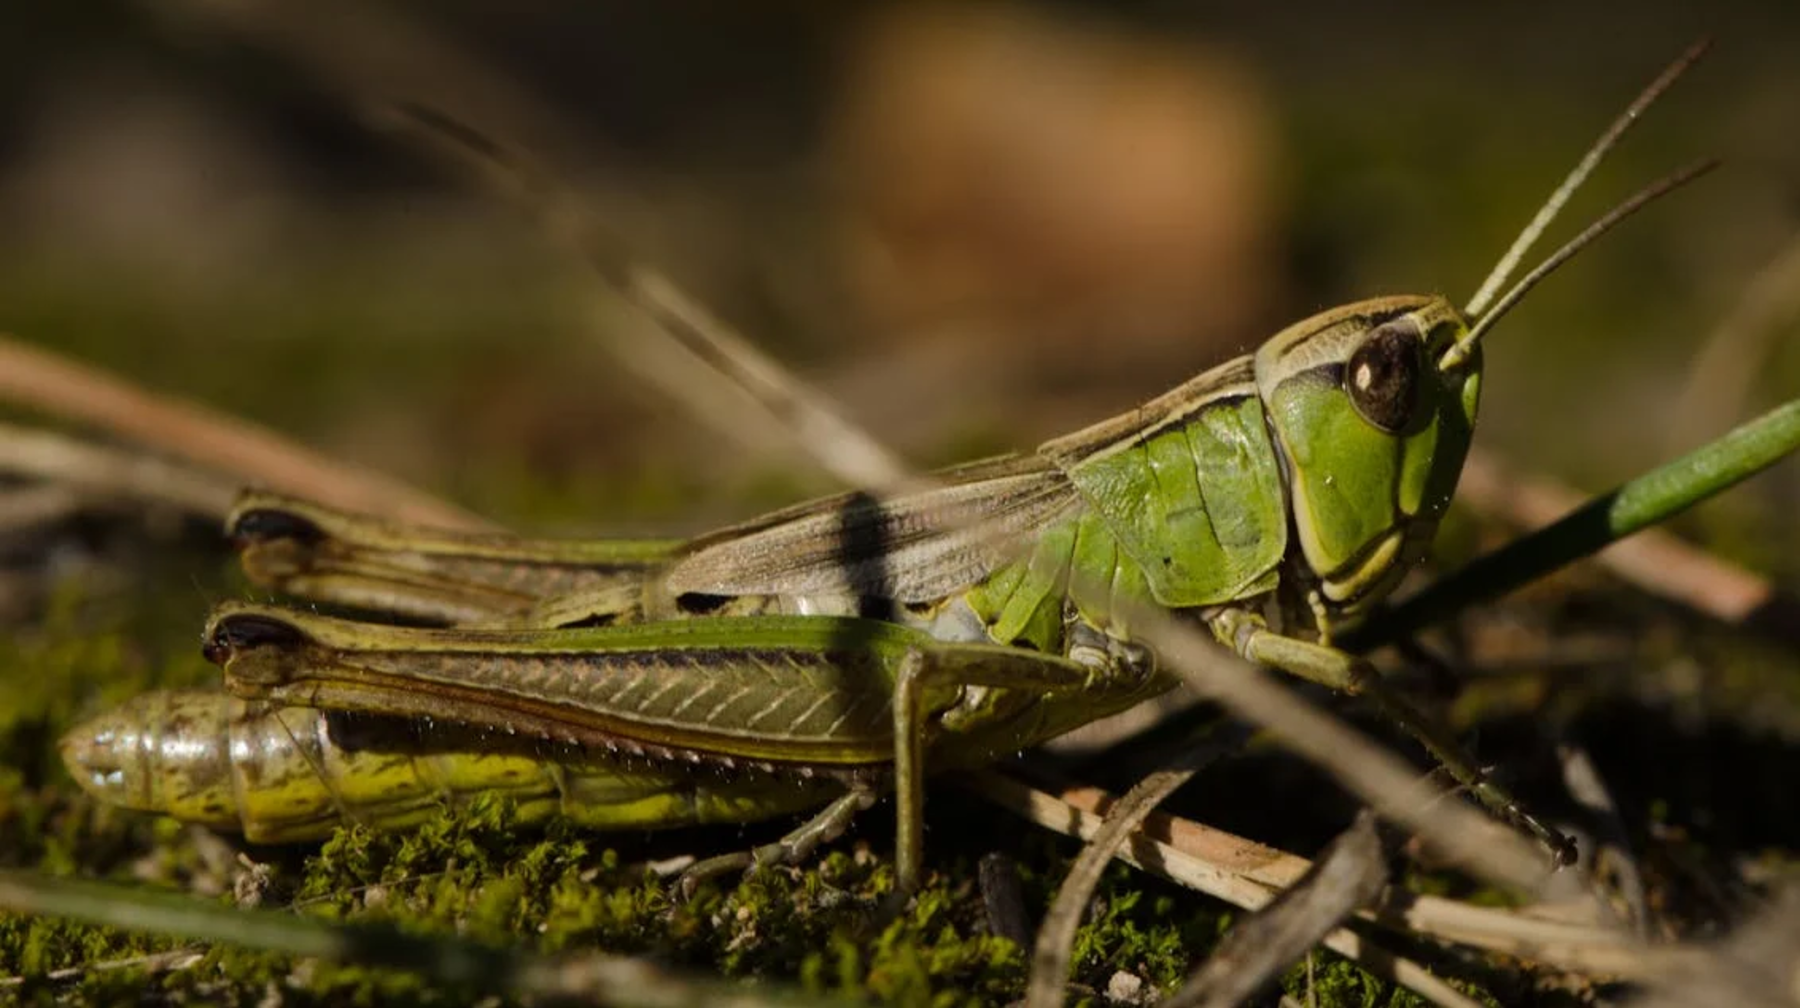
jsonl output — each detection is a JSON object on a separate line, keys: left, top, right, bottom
{"left": 1212, "top": 609, "right": 1577, "bottom": 865}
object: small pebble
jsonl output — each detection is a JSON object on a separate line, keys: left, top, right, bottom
{"left": 1106, "top": 970, "right": 1150, "bottom": 1005}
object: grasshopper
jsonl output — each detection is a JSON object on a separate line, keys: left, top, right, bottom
{"left": 59, "top": 47, "right": 1713, "bottom": 896}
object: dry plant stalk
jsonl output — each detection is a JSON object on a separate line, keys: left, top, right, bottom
{"left": 0, "top": 336, "right": 491, "bottom": 531}
{"left": 1167, "top": 812, "right": 1389, "bottom": 1008}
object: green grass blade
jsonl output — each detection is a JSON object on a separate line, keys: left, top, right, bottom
{"left": 0, "top": 869, "right": 848, "bottom": 1008}
{"left": 1346, "top": 398, "right": 1800, "bottom": 650}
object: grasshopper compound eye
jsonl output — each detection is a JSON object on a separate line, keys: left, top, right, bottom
{"left": 1344, "top": 320, "right": 1423, "bottom": 434}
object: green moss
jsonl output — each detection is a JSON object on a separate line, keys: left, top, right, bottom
{"left": 1283, "top": 952, "right": 1397, "bottom": 1007}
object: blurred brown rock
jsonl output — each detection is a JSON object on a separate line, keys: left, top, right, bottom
{"left": 825, "top": 4, "right": 1285, "bottom": 438}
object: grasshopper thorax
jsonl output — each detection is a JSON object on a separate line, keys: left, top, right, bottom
{"left": 1253, "top": 295, "right": 1480, "bottom": 629}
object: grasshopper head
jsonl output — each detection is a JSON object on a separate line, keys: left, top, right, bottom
{"left": 1241, "top": 43, "right": 1714, "bottom": 632}
{"left": 1253, "top": 295, "right": 1480, "bottom": 624}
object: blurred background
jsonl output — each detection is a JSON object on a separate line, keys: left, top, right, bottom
{"left": 3, "top": 1, "right": 1798, "bottom": 557}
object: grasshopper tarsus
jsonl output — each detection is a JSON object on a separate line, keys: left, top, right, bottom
{"left": 675, "top": 790, "right": 873, "bottom": 897}
{"left": 1550, "top": 834, "right": 1581, "bottom": 870}
{"left": 1479, "top": 782, "right": 1579, "bottom": 869}
{"left": 675, "top": 854, "right": 753, "bottom": 901}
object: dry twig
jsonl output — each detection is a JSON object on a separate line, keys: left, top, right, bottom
{"left": 1025, "top": 725, "right": 1247, "bottom": 1008}
{"left": 0, "top": 948, "right": 207, "bottom": 990}
{"left": 0, "top": 422, "right": 239, "bottom": 519}
{"left": 972, "top": 772, "right": 1668, "bottom": 978}
{"left": 0, "top": 336, "right": 490, "bottom": 530}
{"left": 1557, "top": 741, "right": 1651, "bottom": 939}
{"left": 1626, "top": 885, "right": 1800, "bottom": 1008}
{"left": 1167, "top": 812, "right": 1389, "bottom": 1008}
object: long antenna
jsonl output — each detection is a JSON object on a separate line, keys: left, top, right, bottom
{"left": 1439, "top": 159, "right": 1718, "bottom": 371}
{"left": 1461, "top": 37, "right": 1711, "bottom": 321}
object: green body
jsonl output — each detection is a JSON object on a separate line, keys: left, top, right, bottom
{"left": 657, "top": 295, "right": 1477, "bottom": 646}
{"left": 62, "top": 295, "right": 1490, "bottom": 852}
